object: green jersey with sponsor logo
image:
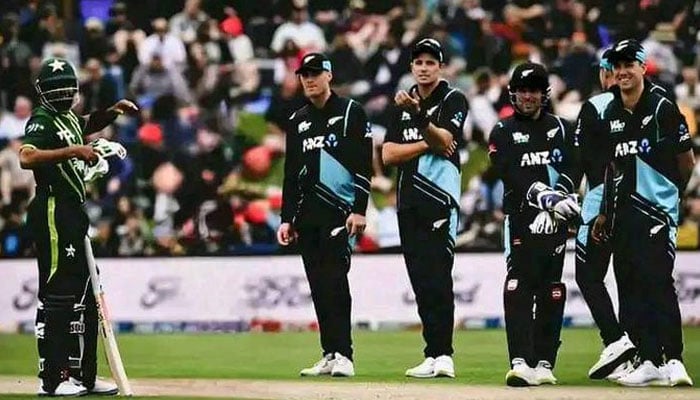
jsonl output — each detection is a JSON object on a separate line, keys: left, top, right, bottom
{"left": 21, "top": 106, "right": 88, "bottom": 203}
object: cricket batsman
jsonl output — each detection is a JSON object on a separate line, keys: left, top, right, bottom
{"left": 20, "top": 57, "right": 137, "bottom": 396}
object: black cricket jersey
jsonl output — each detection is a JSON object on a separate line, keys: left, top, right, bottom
{"left": 384, "top": 80, "right": 468, "bottom": 210}
{"left": 601, "top": 81, "right": 692, "bottom": 225}
{"left": 573, "top": 81, "right": 673, "bottom": 224}
{"left": 488, "top": 111, "right": 575, "bottom": 222}
{"left": 281, "top": 92, "right": 372, "bottom": 224}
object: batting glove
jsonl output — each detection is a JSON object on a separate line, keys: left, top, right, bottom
{"left": 529, "top": 211, "right": 558, "bottom": 235}
{"left": 90, "top": 138, "right": 127, "bottom": 160}
{"left": 83, "top": 157, "right": 109, "bottom": 182}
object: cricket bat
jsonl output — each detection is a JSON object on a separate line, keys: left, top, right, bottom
{"left": 84, "top": 236, "right": 134, "bottom": 396}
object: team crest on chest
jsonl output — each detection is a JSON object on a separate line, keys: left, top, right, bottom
{"left": 512, "top": 132, "right": 529, "bottom": 144}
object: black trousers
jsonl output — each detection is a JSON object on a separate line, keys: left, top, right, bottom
{"left": 398, "top": 207, "right": 456, "bottom": 358}
{"left": 613, "top": 203, "right": 684, "bottom": 364}
{"left": 575, "top": 224, "right": 627, "bottom": 346}
{"left": 503, "top": 215, "right": 566, "bottom": 367}
{"left": 297, "top": 215, "right": 354, "bottom": 360}
{"left": 27, "top": 193, "right": 98, "bottom": 391}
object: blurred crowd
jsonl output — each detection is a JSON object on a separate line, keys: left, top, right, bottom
{"left": 0, "top": 0, "right": 699, "bottom": 257}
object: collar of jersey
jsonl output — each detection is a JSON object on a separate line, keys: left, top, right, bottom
{"left": 513, "top": 108, "right": 548, "bottom": 121}
{"left": 409, "top": 80, "right": 449, "bottom": 104}
{"left": 610, "top": 78, "right": 655, "bottom": 112}
{"left": 306, "top": 90, "right": 340, "bottom": 115}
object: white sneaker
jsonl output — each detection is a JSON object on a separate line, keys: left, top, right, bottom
{"left": 405, "top": 357, "right": 435, "bottom": 378}
{"left": 70, "top": 377, "right": 118, "bottom": 395}
{"left": 506, "top": 358, "right": 540, "bottom": 387}
{"left": 606, "top": 361, "right": 634, "bottom": 382}
{"left": 617, "top": 360, "right": 668, "bottom": 387}
{"left": 666, "top": 359, "right": 693, "bottom": 387}
{"left": 535, "top": 360, "right": 557, "bottom": 385}
{"left": 38, "top": 380, "right": 88, "bottom": 396}
{"left": 300, "top": 353, "right": 335, "bottom": 376}
{"left": 588, "top": 333, "right": 636, "bottom": 379}
{"left": 434, "top": 355, "right": 455, "bottom": 378}
{"left": 330, "top": 353, "right": 354, "bottom": 377}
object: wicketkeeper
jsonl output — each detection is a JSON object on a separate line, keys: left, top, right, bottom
{"left": 488, "top": 62, "right": 580, "bottom": 386}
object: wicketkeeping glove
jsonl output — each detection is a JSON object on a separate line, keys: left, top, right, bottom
{"left": 90, "top": 138, "right": 127, "bottom": 160}
{"left": 527, "top": 181, "right": 567, "bottom": 210}
{"left": 552, "top": 194, "right": 581, "bottom": 222}
{"left": 529, "top": 211, "right": 558, "bottom": 235}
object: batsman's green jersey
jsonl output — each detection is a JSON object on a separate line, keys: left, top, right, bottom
{"left": 21, "top": 106, "right": 88, "bottom": 203}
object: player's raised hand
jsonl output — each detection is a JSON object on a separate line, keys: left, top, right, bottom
{"left": 394, "top": 90, "right": 420, "bottom": 114}
{"left": 107, "top": 99, "right": 139, "bottom": 115}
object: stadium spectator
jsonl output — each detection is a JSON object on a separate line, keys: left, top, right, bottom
{"left": 80, "top": 58, "right": 118, "bottom": 112}
{"left": 81, "top": 17, "right": 111, "bottom": 63}
{"left": 269, "top": 2, "right": 327, "bottom": 55}
{"left": 0, "top": 96, "right": 32, "bottom": 141}
{"left": 169, "top": 0, "right": 209, "bottom": 45}
{"left": 41, "top": 19, "right": 80, "bottom": 67}
{"left": 0, "top": 13, "right": 35, "bottom": 109}
{"left": 0, "top": 137, "right": 35, "bottom": 206}
{"left": 129, "top": 53, "right": 193, "bottom": 105}
{"left": 138, "top": 18, "right": 187, "bottom": 71}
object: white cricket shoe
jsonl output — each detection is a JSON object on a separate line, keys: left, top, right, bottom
{"left": 434, "top": 355, "right": 455, "bottom": 378}
{"left": 666, "top": 359, "right": 693, "bottom": 387}
{"left": 38, "top": 380, "right": 88, "bottom": 397}
{"left": 506, "top": 358, "right": 540, "bottom": 387}
{"left": 70, "top": 377, "right": 118, "bottom": 395}
{"left": 617, "top": 360, "right": 668, "bottom": 387}
{"left": 300, "top": 353, "right": 335, "bottom": 376}
{"left": 405, "top": 357, "right": 435, "bottom": 378}
{"left": 588, "top": 333, "right": 636, "bottom": 379}
{"left": 330, "top": 353, "right": 354, "bottom": 377}
{"left": 606, "top": 361, "right": 634, "bottom": 382}
{"left": 535, "top": 360, "right": 557, "bottom": 385}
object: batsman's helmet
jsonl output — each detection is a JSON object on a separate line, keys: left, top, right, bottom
{"left": 35, "top": 58, "right": 79, "bottom": 113}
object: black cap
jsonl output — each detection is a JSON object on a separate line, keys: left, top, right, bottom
{"left": 509, "top": 62, "right": 549, "bottom": 91}
{"left": 295, "top": 53, "right": 332, "bottom": 74}
{"left": 411, "top": 38, "right": 444, "bottom": 63}
{"left": 608, "top": 39, "right": 646, "bottom": 64}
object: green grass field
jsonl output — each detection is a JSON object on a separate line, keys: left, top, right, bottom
{"left": 1, "top": 328, "right": 699, "bottom": 398}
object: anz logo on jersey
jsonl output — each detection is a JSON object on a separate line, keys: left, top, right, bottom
{"left": 614, "top": 138, "right": 651, "bottom": 157}
{"left": 402, "top": 127, "right": 422, "bottom": 141}
{"left": 519, "top": 148, "right": 563, "bottom": 167}
{"left": 302, "top": 133, "right": 338, "bottom": 152}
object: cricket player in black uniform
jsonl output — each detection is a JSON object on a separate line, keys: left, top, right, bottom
{"left": 277, "top": 53, "right": 371, "bottom": 378}
{"left": 573, "top": 50, "right": 638, "bottom": 380}
{"left": 488, "top": 62, "right": 580, "bottom": 386}
{"left": 382, "top": 38, "right": 468, "bottom": 379}
{"left": 591, "top": 39, "right": 694, "bottom": 387}
{"left": 575, "top": 49, "right": 681, "bottom": 381}
{"left": 19, "top": 57, "right": 137, "bottom": 396}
